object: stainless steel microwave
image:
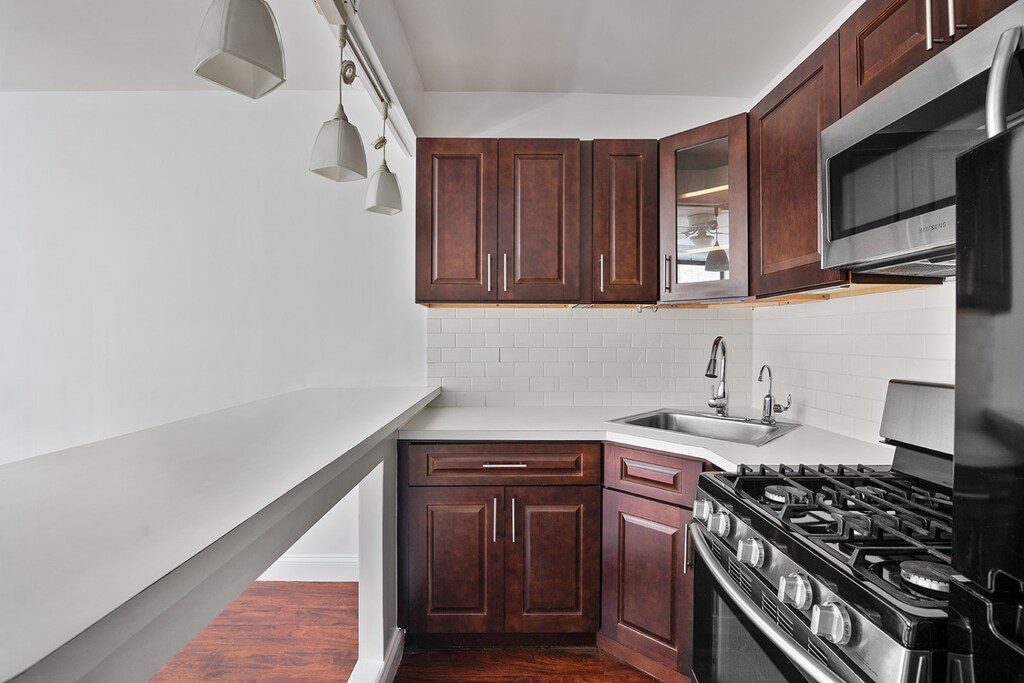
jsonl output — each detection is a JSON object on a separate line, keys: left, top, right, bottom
{"left": 821, "top": 0, "right": 1024, "bottom": 277}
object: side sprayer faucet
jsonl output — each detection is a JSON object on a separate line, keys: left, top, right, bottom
{"left": 758, "top": 363, "right": 792, "bottom": 424}
{"left": 705, "top": 336, "right": 728, "bottom": 416}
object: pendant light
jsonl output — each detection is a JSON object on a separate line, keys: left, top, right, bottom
{"left": 365, "top": 103, "right": 403, "bottom": 215}
{"left": 705, "top": 207, "right": 730, "bottom": 273}
{"left": 310, "top": 25, "right": 367, "bottom": 182}
{"left": 193, "top": 0, "right": 286, "bottom": 99}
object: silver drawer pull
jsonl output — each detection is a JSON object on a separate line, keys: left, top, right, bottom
{"left": 624, "top": 459, "right": 679, "bottom": 477}
{"left": 482, "top": 463, "right": 528, "bottom": 468}
{"left": 493, "top": 497, "right": 498, "bottom": 543}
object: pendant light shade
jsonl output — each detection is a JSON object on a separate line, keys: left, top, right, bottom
{"left": 365, "top": 103, "right": 403, "bottom": 214}
{"left": 310, "top": 107, "right": 367, "bottom": 181}
{"left": 310, "top": 26, "right": 367, "bottom": 182}
{"left": 365, "top": 161, "right": 403, "bottom": 214}
{"left": 705, "top": 243, "right": 730, "bottom": 272}
{"left": 193, "top": 0, "right": 286, "bottom": 99}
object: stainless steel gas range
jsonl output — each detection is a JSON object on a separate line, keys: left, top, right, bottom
{"left": 689, "top": 381, "right": 954, "bottom": 683}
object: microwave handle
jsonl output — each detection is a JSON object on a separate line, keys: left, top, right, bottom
{"left": 690, "top": 526, "right": 846, "bottom": 683}
{"left": 986, "top": 27, "right": 1023, "bottom": 138}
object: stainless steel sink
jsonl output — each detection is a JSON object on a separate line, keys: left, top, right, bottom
{"left": 611, "top": 409, "right": 800, "bottom": 447}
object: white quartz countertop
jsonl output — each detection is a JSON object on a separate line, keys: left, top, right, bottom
{"left": 0, "top": 386, "right": 438, "bottom": 682}
{"left": 399, "top": 405, "right": 895, "bottom": 472}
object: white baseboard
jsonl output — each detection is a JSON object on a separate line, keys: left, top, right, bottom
{"left": 378, "top": 627, "right": 405, "bottom": 683}
{"left": 346, "top": 628, "right": 404, "bottom": 683}
{"left": 257, "top": 553, "right": 358, "bottom": 582}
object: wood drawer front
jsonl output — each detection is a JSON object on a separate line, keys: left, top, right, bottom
{"left": 407, "top": 443, "right": 601, "bottom": 486}
{"left": 604, "top": 445, "right": 704, "bottom": 507}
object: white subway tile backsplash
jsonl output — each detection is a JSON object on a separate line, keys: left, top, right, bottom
{"left": 426, "top": 307, "right": 753, "bottom": 410}
{"left": 425, "top": 283, "right": 954, "bottom": 446}
{"left": 752, "top": 281, "right": 955, "bottom": 444}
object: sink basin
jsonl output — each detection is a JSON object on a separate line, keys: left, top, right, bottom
{"left": 611, "top": 409, "right": 800, "bottom": 447}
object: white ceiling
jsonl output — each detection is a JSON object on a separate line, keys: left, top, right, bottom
{"left": 391, "top": 0, "right": 851, "bottom": 97}
{"left": 0, "top": 0, "right": 849, "bottom": 99}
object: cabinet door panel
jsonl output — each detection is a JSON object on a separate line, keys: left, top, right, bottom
{"left": 505, "top": 486, "right": 601, "bottom": 632}
{"left": 659, "top": 114, "right": 748, "bottom": 302}
{"left": 750, "top": 34, "right": 845, "bottom": 296}
{"left": 592, "top": 140, "right": 659, "bottom": 303}
{"left": 839, "top": 0, "right": 943, "bottom": 115}
{"left": 406, "top": 486, "right": 504, "bottom": 633}
{"left": 601, "top": 489, "right": 694, "bottom": 674}
{"left": 498, "top": 139, "right": 581, "bottom": 302}
{"left": 416, "top": 138, "right": 498, "bottom": 302}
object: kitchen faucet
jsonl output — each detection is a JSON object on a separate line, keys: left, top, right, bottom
{"left": 758, "top": 363, "right": 792, "bottom": 424}
{"left": 758, "top": 364, "right": 776, "bottom": 424}
{"left": 705, "top": 336, "right": 728, "bottom": 416}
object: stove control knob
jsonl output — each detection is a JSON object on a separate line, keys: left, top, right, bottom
{"left": 737, "top": 538, "right": 766, "bottom": 567}
{"left": 777, "top": 573, "right": 813, "bottom": 610}
{"left": 693, "top": 498, "right": 715, "bottom": 522}
{"left": 811, "top": 601, "right": 852, "bottom": 645}
{"left": 707, "top": 511, "right": 732, "bottom": 537}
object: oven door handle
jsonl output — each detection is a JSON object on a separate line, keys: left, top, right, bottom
{"left": 690, "top": 526, "right": 846, "bottom": 683}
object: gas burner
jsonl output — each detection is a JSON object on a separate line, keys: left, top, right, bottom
{"left": 899, "top": 561, "right": 953, "bottom": 594}
{"left": 764, "top": 484, "right": 809, "bottom": 505}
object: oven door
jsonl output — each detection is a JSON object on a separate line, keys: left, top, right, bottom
{"left": 690, "top": 526, "right": 848, "bottom": 683}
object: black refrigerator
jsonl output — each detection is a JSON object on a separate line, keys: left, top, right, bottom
{"left": 950, "top": 109, "right": 1024, "bottom": 681}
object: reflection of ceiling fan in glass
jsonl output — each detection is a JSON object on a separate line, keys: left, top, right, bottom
{"left": 682, "top": 210, "right": 718, "bottom": 248}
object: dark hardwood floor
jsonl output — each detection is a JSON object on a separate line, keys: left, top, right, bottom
{"left": 152, "top": 581, "right": 656, "bottom": 682}
{"left": 395, "top": 647, "right": 657, "bottom": 682}
{"left": 150, "top": 581, "right": 359, "bottom": 683}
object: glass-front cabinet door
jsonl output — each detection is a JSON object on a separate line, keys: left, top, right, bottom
{"left": 659, "top": 114, "right": 748, "bottom": 301}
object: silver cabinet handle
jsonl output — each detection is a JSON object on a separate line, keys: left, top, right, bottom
{"left": 986, "top": 27, "right": 1022, "bottom": 138}
{"left": 487, "top": 253, "right": 492, "bottom": 293}
{"left": 503, "top": 253, "right": 508, "bottom": 292}
{"left": 683, "top": 523, "right": 690, "bottom": 574}
{"left": 599, "top": 254, "right": 605, "bottom": 293}
{"left": 511, "top": 497, "right": 517, "bottom": 543}
{"left": 481, "top": 463, "right": 527, "bottom": 468}
{"left": 493, "top": 497, "right": 498, "bottom": 543}
{"left": 664, "top": 254, "right": 672, "bottom": 292}
{"left": 690, "top": 527, "right": 845, "bottom": 683}
{"left": 925, "top": 0, "right": 934, "bottom": 50}
{"left": 948, "top": 0, "right": 956, "bottom": 37}
{"left": 624, "top": 459, "right": 679, "bottom": 477}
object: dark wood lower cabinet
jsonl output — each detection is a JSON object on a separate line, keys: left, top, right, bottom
{"left": 601, "top": 488, "right": 694, "bottom": 682}
{"left": 505, "top": 486, "right": 601, "bottom": 633}
{"left": 406, "top": 486, "right": 505, "bottom": 634}
{"left": 403, "top": 476, "right": 601, "bottom": 635}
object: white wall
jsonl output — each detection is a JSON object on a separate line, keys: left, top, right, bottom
{"left": 751, "top": 282, "right": 955, "bottom": 443}
{"left": 426, "top": 307, "right": 754, "bottom": 410}
{"left": 418, "top": 91, "right": 749, "bottom": 139}
{"left": 0, "top": 89, "right": 424, "bottom": 464}
{"left": 0, "top": 88, "right": 425, "bottom": 577}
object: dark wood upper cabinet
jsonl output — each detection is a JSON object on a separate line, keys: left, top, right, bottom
{"left": 406, "top": 486, "right": 505, "bottom": 634}
{"left": 659, "top": 114, "right": 749, "bottom": 302}
{"left": 601, "top": 488, "right": 694, "bottom": 681}
{"left": 588, "top": 139, "right": 659, "bottom": 303}
{"left": 839, "top": 0, "right": 946, "bottom": 116}
{"left": 416, "top": 138, "right": 498, "bottom": 303}
{"left": 497, "top": 139, "right": 581, "bottom": 302}
{"left": 750, "top": 34, "right": 845, "bottom": 297}
{"left": 838, "top": 0, "right": 1013, "bottom": 116}
{"left": 505, "top": 486, "right": 601, "bottom": 633}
